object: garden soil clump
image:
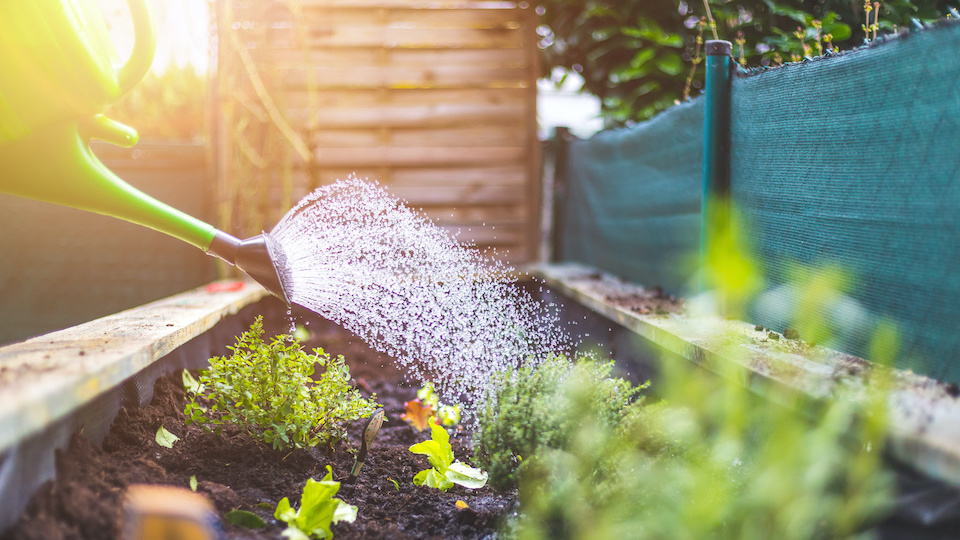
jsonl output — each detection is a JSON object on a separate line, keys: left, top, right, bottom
{"left": 4, "top": 321, "right": 513, "bottom": 540}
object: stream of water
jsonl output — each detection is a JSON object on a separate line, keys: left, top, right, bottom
{"left": 269, "top": 175, "right": 570, "bottom": 411}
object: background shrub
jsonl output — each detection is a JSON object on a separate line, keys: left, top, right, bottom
{"left": 472, "top": 355, "right": 647, "bottom": 491}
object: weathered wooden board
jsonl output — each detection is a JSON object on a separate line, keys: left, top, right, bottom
{"left": 310, "top": 125, "right": 528, "bottom": 148}
{"left": 272, "top": 48, "right": 530, "bottom": 69}
{"left": 312, "top": 146, "right": 526, "bottom": 168}
{"left": 280, "top": 87, "right": 529, "bottom": 108}
{"left": 280, "top": 65, "right": 529, "bottom": 89}
{"left": 216, "top": 0, "right": 540, "bottom": 261}
{"left": 290, "top": 103, "right": 527, "bottom": 129}
{"left": 0, "top": 282, "right": 267, "bottom": 453}
{"left": 533, "top": 262, "right": 960, "bottom": 488}
{"left": 299, "top": 4, "right": 525, "bottom": 26}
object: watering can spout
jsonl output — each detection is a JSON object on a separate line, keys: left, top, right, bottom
{"left": 208, "top": 232, "right": 291, "bottom": 304}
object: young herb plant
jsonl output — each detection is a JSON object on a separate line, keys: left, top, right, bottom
{"left": 184, "top": 316, "right": 379, "bottom": 451}
{"left": 410, "top": 419, "right": 487, "bottom": 492}
{"left": 275, "top": 465, "right": 357, "bottom": 540}
{"left": 473, "top": 354, "right": 647, "bottom": 491}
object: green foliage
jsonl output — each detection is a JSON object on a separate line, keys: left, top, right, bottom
{"left": 537, "top": 0, "right": 958, "bottom": 124}
{"left": 509, "top": 358, "right": 892, "bottom": 539}
{"left": 410, "top": 420, "right": 488, "bottom": 492}
{"left": 472, "top": 355, "right": 647, "bottom": 491}
{"left": 184, "top": 316, "right": 379, "bottom": 451}
{"left": 155, "top": 425, "right": 179, "bottom": 448}
{"left": 226, "top": 509, "right": 266, "bottom": 529}
{"left": 275, "top": 465, "right": 357, "bottom": 540}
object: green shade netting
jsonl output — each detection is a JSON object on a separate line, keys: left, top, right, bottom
{"left": 730, "top": 22, "right": 960, "bottom": 381}
{"left": 558, "top": 99, "right": 704, "bottom": 295}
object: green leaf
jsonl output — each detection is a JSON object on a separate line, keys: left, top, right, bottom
{"left": 823, "top": 22, "right": 851, "bottom": 41}
{"left": 420, "top": 468, "right": 454, "bottom": 491}
{"left": 280, "top": 528, "right": 311, "bottom": 540}
{"left": 155, "top": 426, "right": 179, "bottom": 448}
{"left": 189, "top": 475, "right": 198, "bottom": 492}
{"left": 410, "top": 421, "right": 454, "bottom": 469}
{"left": 332, "top": 501, "right": 358, "bottom": 524}
{"left": 445, "top": 461, "right": 489, "bottom": 490}
{"left": 409, "top": 440, "right": 444, "bottom": 470}
{"left": 414, "top": 464, "right": 453, "bottom": 491}
{"left": 388, "top": 478, "right": 400, "bottom": 491}
{"left": 274, "top": 466, "right": 354, "bottom": 539}
{"left": 182, "top": 370, "right": 201, "bottom": 394}
{"left": 293, "top": 325, "right": 310, "bottom": 342}
{"left": 275, "top": 498, "right": 296, "bottom": 522}
{"left": 413, "top": 469, "right": 430, "bottom": 486}
{"left": 655, "top": 53, "right": 683, "bottom": 76}
{"left": 628, "top": 49, "right": 656, "bottom": 69}
{"left": 226, "top": 509, "right": 266, "bottom": 529}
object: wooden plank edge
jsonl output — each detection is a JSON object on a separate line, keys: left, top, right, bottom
{"left": 0, "top": 281, "right": 269, "bottom": 453}
{"left": 527, "top": 262, "right": 960, "bottom": 487}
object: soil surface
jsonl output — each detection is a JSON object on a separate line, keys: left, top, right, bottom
{"left": 4, "top": 321, "right": 514, "bottom": 540}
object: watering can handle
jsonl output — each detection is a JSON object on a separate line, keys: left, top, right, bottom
{"left": 116, "top": 0, "right": 156, "bottom": 96}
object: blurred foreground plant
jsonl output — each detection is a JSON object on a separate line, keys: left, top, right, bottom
{"left": 507, "top": 355, "right": 892, "bottom": 540}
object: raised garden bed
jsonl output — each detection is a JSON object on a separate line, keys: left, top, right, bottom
{"left": 3, "top": 316, "right": 511, "bottom": 539}
{"left": 3, "top": 270, "right": 960, "bottom": 539}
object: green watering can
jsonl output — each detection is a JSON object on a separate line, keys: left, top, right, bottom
{"left": 0, "top": 0, "right": 289, "bottom": 302}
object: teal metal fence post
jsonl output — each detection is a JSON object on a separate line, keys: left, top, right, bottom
{"left": 700, "top": 40, "right": 733, "bottom": 299}
{"left": 549, "top": 126, "right": 572, "bottom": 262}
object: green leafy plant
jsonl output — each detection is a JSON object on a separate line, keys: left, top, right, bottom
{"left": 536, "top": 0, "right": 952, "bottom": 124}
{"left": 410, "top": 420, "right": 488, "bottom": 492}
{"left": 155, "top": 425, "right": 180, "bottom": 448}
{"left": 473, "top": 354, "right": 647, "bottom": 491}
{"left": 184, "top": 316, "right": 379, "bottom": 451}
{"left": 275, "top": 466, "right": 357, "bottom": 540}
{"left": 510, "top": 358, "right": 892, "bottom": 539}
{"left": 226, "top": 509, "right": 266, "bottom": 529}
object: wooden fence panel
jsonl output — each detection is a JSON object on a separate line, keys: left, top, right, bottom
{"left": 214, "top": 0, "right": 539, "bottom": 262}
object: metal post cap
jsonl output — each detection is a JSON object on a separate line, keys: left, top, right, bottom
{"left": 705, "top": 40, "right": 732, "bottom": 56}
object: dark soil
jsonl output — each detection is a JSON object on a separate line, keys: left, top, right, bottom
{"left": 4, "top": 323, "right": 514, "bottom": 540}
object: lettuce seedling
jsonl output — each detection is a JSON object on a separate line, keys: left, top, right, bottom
{"left": 275, "top": 466, "right": 357, "bottom": 540}
{"left": 410, "top": 420, "right": 487, "bottom": 492}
